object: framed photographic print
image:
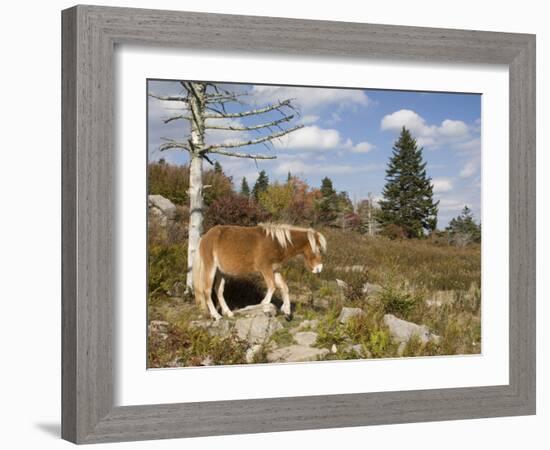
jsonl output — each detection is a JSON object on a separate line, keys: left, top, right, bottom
{"left": 62, "top": 5, "right": 536, "bottom": 444}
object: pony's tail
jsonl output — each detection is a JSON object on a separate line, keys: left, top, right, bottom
{"left": 192, "top": 239, "right": 207, "bottom": 312}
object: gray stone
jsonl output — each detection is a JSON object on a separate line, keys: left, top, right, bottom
{"left": 335, "top": 265, "right": 367, "bottom": 273}
{"left": 234, "top": 312, "right": 282, "bottom": 344}
{"left": 296, "top": 319, "right": 319, "bottom": 331}
{"left": 331, "top": 344, "right": 338, "bottom": 354}
{"left": 312, "top": 298, "right": 329, "bottom": 309}
{"left": 234, "top": 303, "right": 277, "bottom": 317}
{"left": 148, "top": 194, "right": 177, "bottom": 220}
{"left": 267, "top": 345, "right": 330, "bottom": 363}
{"left": 294, "top": 331, "right": 318, "bottom": 347}
{"left": 338, "top": 307, "right": 365, "bottom": 324}
{"left": 335, "top": 279, "right": 349, "bottom": 290}
{"left": 362, "top": 282, "right": 382, "bottom": 296}
{"left": 383, "top": 314, "right": 440, "bottom": 344}
{"left": 245, "top": 344, "right": 263, "bottom": 364}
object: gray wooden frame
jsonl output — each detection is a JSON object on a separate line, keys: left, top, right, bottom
{"left": 62, "top": 4, "right": 536, "bottom": 444}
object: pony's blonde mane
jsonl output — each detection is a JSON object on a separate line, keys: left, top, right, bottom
{"left": 259, "top": 223, "right": 327, "bottom": 254}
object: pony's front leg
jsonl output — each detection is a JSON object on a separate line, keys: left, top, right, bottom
{"left": 274, "top": 273, "right": 291, "bottom": 318}
{"left": 260, "top": 270, "right": 276, "bottom": 312}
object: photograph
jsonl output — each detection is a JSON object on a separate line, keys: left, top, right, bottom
{"left": 146, "top": 79, "right": 482, "bottom": 368}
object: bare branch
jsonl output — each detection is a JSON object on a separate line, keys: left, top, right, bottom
{"left": 163, "top": 114, "right": 192, "bottom": 124}
{"left": 158, "top": 139, "right": 191, "bottom": 152}
{"left": 204, "top": 99, "right": 294, "bottom": 119}
{"left": 205, "top": 115, "right": 294, "bottom": 131}
{"left": 203, "top": 124, "right": 303, "bottom": 151}
{"left": 206, "top": 149, "right": 276, "bottom": 160}
{"left": 148, "top": 93, "right": 188, "bottom": 102}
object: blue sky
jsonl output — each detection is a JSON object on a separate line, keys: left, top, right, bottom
{"left": 148, "top": 80, "right": 481, "bottom": 227}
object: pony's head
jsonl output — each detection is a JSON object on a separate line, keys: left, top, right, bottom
{"left": 303, "top": 229, "right": 327, "bottom": 274}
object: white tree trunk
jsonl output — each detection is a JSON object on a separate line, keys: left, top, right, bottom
{"left": 186, "top": 83, "right": 206, "bottom": 292}
{"left": 186, "top": 154, "right": 204, "bottom": 291}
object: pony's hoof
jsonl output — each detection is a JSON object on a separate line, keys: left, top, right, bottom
{"left": 284, "top": 313, "right": 293, "bottom": 322}
{"left": 223, "top": 311, "right": 234, "bottom": 318}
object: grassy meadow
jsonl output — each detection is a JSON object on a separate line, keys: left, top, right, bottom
{"left": 148, "top": 216, "right": 481, "bottom": 367}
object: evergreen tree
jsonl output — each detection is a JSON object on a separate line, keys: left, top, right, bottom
{"left": 287, "top": 171, "right": 292, "bottom": 183}
{"left": 252, "top": 170, "right": 269, "bottom": 201}
{"left": 214, "top": 161, "right": 223, "bottom": 174}
{"left": 379, "top": 127, "right": 439, "bottom": 237}
{"left": 317, "top": 176, "right": 339, "bottom": 224}
{"left": 446, "top": 205, "right": 481, "bottom": 245}
{"left": 240, "top": 177, "right": 250, "bottom": 197}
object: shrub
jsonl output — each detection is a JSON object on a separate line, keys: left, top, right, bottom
{"left": 204, "top": 192, "right": 270, "bottom": 228}
{"left": 148, "top": 243, "right": 186, "bottom": 296}
{"left": 379, "top": 285, "right": 419, "bottom": 318}
{"left": 380, "top": 223, "right": 408, "bottom": 240}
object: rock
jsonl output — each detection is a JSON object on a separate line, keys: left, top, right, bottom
{"left": 267, "top": 345, "right": 330, "bottom": 363}
{"left": 245, "top": 344, "right": 263, "bottom": 363}
{"left": 294, "top": 331, "right": 318, "bottom": 347}
{"left": 312, "top": 298, "right": 329, "bottom": 309}
{"left": 148, "top": 194, "right": 177, "bottom": 221}
{"left": 296, "top": 319, "right": 319, "bottom": 331}
{"left": 331, "top": 344, "right": 338, "bottom": 354}
{"left": 383, "top": 314, "right": 440, "bottom": 344}
{"left": 338, "top": 307, "right": 365, "bottom": 324}
{"left": 234, "top": 303, "right": 277, "bottom": 317}
{"left": 397, "top": 342, "right": 407, "bottom": 356}
{"left": 335, "top": 265, "right": 367, "bottom": 273}
{"left": 362, "top": 283, "right": 382, "bottom": 296}
{"left": 149, "top": 320, "right": 169, "bottom": 332}
{"left": 234, "top": 309, "right": 282, "bottom": 344}
{"left": 335, "top": 279, "right": 349, "bottom": 290}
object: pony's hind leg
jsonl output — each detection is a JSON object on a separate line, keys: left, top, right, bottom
{"left": 214, "top": 274, "right": 233, "bottom": 317}
{"left": 260, "top": 270, "right": 276, "bottom": 313}
{"left": 204, "top": 267, "right": 222, "bottom": 321}
{"left": 274, "top": 272, "right": 291, "bottom": 318}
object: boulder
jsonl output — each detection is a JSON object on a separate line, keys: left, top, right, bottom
{"left": 362, "top": 282, "right": 382, "bottom": 296}
{"left": 338, "top": 307, "right": 365, "bottom": 324}
{"left": 234, "top": 304, "right": 282, "bottom": 344}
{"left": 383, "top": 314, "right": 440, "bottom": 344}
{"left": 148, "top": 194, "right": 177, "bottom": 225}
{"left": 293, "top": 331, "right": 318, "bottom": 347}
{"left": 267, "top": 345, "right": 330, "bottom": 363}
{"left": 245, "top": 344, "right": 263, "bottom": 363}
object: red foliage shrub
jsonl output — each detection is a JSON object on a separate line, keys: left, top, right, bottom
{"left": 204, "top": 193, "right": 271, "bottom": 229}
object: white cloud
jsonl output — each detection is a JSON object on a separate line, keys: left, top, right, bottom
{"left": 439, "top": 119, "right": 469, "bottom": 137}
{"left": 352, "top": 141, "right": 375, "bottom": 153}
{"left": 381, "top": 109, "right": 471, "bottom": 149}
{"left": 432, "top": 177, "right": 453, "bottom": 193}
{"left": 251, "top": 85, "right": 369, "bottom": 113}
{"left": 275, "top": 160, "right": 382, "bottom": 176}
{"left": 300, "top": 115, "right": 320, "bottom": 124}
{"left": 460, "top": 160, "right": 478, "bottom": 178}
{"left": 454, "top": 137, "right": 481, "bottom": 152}
{"left": 274, "top": 125, "right": 348, "bottom": 150}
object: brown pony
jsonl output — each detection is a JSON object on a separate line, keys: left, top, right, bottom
{"left": 193, "top": 223, "right": 327, "bottom": 320}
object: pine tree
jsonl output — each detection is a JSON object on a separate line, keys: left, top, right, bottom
{"left": 317, "top": 176, "right": 339, "bottom": 224}
{"left": 446, "top": 205, "right": 481, "bottom": 245}
{"left": 240, "top": 177, "right": 250, "bottom": 197}
{"left": 252, "top": 170, "right": 269, "bottom": 201}
{"left": 379, "top": 127, "right": 439, "bottom": 238}
{"left": 214, "top": 161, "right": 223, "bottom": 174}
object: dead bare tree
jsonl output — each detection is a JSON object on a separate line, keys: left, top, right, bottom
{"left": 150, "top": 81, "right": 303, "bottom": 292}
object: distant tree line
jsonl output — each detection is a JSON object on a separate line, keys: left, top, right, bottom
{"left": 149, "top": 126, "right": 480, "bottom": 245}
